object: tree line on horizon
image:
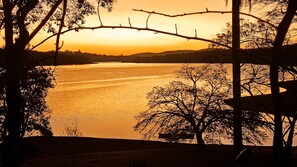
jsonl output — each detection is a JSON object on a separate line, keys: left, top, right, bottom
{"left": 1, "top": 44, "right": 296, "bottom": 65}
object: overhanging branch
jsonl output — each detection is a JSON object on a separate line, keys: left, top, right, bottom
{"left": 30, "top": 25, "right": 232, "bottom": 51}
{"left": 132, "top": 9, "right": 277, "bottom": 29}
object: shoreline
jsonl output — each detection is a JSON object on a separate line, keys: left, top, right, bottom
{"left": 21, "top": 136, "right": 296, "bottom": 167}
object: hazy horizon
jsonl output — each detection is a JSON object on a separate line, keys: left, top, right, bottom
{"left": 37, "top": 47, "right": 206, "bottom": 56}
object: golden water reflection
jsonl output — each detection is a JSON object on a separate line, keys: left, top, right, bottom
{"left": 47, "top": 63, "right": 289, "bottom": 146}
{"left": 47, "top": 63, "right": 184, "bottom": 139}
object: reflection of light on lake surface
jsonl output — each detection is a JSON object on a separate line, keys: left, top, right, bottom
{"left": 47, "top": 63, "right": 184, "bottom": 139}
{"left": 46, "top": 63, "right": 287, "bottom": 146}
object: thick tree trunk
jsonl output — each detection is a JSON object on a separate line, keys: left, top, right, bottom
{"left": 3, "top": 52, "right": 24, "bottom": 167}
{"left": 232, "top": 0, "right": 243, "bottom": 157}
{"left": 270, "top": 47, "right": 283, "bottom": 167}
{"left": 270, "top": 1, "right": 297, "bottom": 166}
{"left": 283, "top": 114, "right": 297, "bottom": 167}
{"left": 195, "top": 132, "right": 205, "bottom": 150}
{"left": 3, "top": 48, "right": 25, "bottom": 167}
{"left": 2, "top": 0, "right": 61, "bottom": 166}
{"left": 2, "top": 1, "right": 24, "bottom": 166}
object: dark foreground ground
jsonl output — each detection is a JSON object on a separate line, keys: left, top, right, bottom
{"left": 19, "top": 137, "right": 297, "bottom": 167}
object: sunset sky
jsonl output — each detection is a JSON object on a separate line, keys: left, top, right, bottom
{"left": 28, "top": 0, "right": 240, "bottom": 55}
{"left": 22, "top": 0, "right": 258, "bottom": 55}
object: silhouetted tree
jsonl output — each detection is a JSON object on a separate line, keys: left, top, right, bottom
{"left": 269, "top": 1, "right": 297, "bottom": 166}
{"left": 0, "top": 67, "right": 54, "bottom": 140}
{"left": 64, "top": 119, "right": 83, "bottom": 137}
{"left": 134, "top": 64, "right": 269, "bottom": 149}
{"left": 63, "top": 119, "right": 82, "bottom": 167}
{"left": 226, "top": 0, "right": 253, "bottom": 156}
{"left": 231, "top": 0, "right": 243, "bottom": 155}
{"left": 212, "top": 2, "right": 297, "bottom": 164}
{"left": 1, "top": 0, "right": 115, "bottom": 166}
{"left": 234, "top": 1, "right": 297, "bottom": 165}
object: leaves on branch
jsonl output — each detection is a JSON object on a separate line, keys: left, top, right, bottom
{"left": 0, "top": 67, "right": 55, "bottom": 140}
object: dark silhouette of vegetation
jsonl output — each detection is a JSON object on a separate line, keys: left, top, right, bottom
{"left": 63, "top": 119, "right": 82, "bottom": 167}
{"left": 0, "top": 0, "right": 295, "bottom": 166}
{"left": 64, "top": 119, "right": 83, "bottom": 137}
{"left": 268, "top": 1, "right": 297, "bottom": 166}
{"left": 134, "top": 64, "right": 269, "bottom": 149}
{"left": 212, "top": 1, "right": 297, "bottom": 165}
{"left": 5, "top": 45, "right": 296, "bottom": 65}
{"left": 1, "top": 0, "right": 115, "bottom": 166}
{"left": 158, "top": 133, "right": 194, "bottom": 143}
{"left": 135, "top": 3, "right": 296, "bottom": 164}
{"left": 28, "top": 50, "right": 96, "bottom": 65}
{"left": 0, "top": 67, "right": 54, "bottom": 141}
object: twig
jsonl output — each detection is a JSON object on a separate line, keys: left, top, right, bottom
{"left": 146, "top": 13, "right": 152, "bottom": 28}
{"left": 175, "top": 24, "right": 178, "bottom": 34}
{"left": 128, "top": 17, "right": 132, "bottom": 27}
{"left": 195, "top": 29, "right": 197, "bottom": 38}
{"left": 132, "top": 9, "right": 277, "bottom": 29}
{"left": 97, "top": 0, "right": 103, "bottom": 26}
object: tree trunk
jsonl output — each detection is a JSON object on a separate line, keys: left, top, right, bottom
{"left": 270, "top": 1, "right": 297, "bottom": 166}
{"left": 2, "top": 1, "right": 24, "bottom": 166}
{"left": 232, "top": 0, "right": 243, "bottom": 157}
{"left": 195, "top": 131, "right": 205, "bottom": 150}
{"left": 270, "top": 47, "right": 283, "bottom": 167}
{"left": 283, "top": 114, "right": 297, "bottom": 167}
{"left": 3, "top": 48, "right": 24, "bottom": 167}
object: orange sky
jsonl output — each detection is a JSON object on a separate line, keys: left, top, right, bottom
{"left": 26, "top": 0, "right": 237, "bottom": 55}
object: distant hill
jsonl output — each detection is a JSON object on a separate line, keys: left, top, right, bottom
{"left": 125, "top": 44, "right": 297, "bottom": 65}
{"left": 127, "top": 49, "right": 232, "bottom": 63}
{"left": 1, "top": 44, "right": 297, "bottom": 66}
{"left": 130, "top": 50, "right": 196, "bottom": 58}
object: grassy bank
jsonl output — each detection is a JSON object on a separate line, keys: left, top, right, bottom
{"left": 21, "top": 137, "right": 297, "bottom": 167}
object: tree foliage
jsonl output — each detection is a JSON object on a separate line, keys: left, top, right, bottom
{"left": 0, "top": 0, "right": 115, "bottom": 36}
{"left": 210, "top": 18, "right": 289, "bottom": 49}
{"left": 1, "top": 0, "right": 115, "bottom": 166}
{"left": 211, "top": 12, "right": 297, "bottom": 134}
{"left": 210, "top": 3, "right": 297, "bottom": 164}
{"left": 0, "top": 67, "right": 54, "bottom": 141}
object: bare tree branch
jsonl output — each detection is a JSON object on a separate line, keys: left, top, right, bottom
{"left": 128, "top": 17, "right": 132, "bottom": 27}
{"left": 97, "top": 0, "right": 103, "bottom": 26}
{"left": 54, "top": 0, "right": 67, "bottom": 66}
{"left": 146, "top": 13, "right": 152, "bottom": 28}
{"left": 132, "top": 9, "right": 277, "bottom": 29}
{"left": 30, "top": 25, "right": 232, "bottom": 51}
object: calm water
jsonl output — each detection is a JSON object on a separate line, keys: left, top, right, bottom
{"left": 47, "top": 62, "right": 297, "bottom": 146}
{"left": 47, "top": 63, "right": 185, "bottom": 139}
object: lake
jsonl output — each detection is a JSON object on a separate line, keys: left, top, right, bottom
{"left": 47, "top": 62, "right": 290, "bottom": 146}
{"left": 46, "top": 62, "right": 185, "bottom": 139}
